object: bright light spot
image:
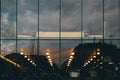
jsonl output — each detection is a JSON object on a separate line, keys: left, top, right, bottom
{"left": 70, "top": 56, "right": 74, "bottom": 59}
{"left": 48, "top": 58, "right": 51, "bottom": 61}
{"left": 30, "top": 61, "right": 33, "bottom": 63}
{"left": 97, "top": 52, "right": 100, "bottom": 55}
{"left": 24, "top": 56, "right": 27, "bottom": 58}
{"left": 20, "top": 52, "right": 24, "bottom": 55}
{"left": 93, "top": 56, "right": 96, "bottom": 58}
{"left": 47, "top": 56, "right": 50, "bottom": 59}
{"left": 88, "top": 61, "right": 90, "bottom": 63}
{"left": 46, "top": 52, "right": 50, "bottom": 55}
{"left": 86, "top": 63, "right": 88, "bottom": 65}
{"left": 68, "top": 60, "right": 71, "bottom": 63}
{"left": 32, "top": 63, "right": 35, "bottom": 65}
{"left": 90, "top": 58, "right": 93, "bottom": 61}
{"left": 27, "top": 58, "right": 30, "bottom": 61}
{"left": 69, "top": 58, "right": 72, "bottom": 61}
{"left": 71, "top": 52, "right": 75, "bottom": 55}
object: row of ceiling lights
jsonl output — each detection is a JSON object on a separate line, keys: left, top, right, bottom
{"left": 20, "top": 51, "right": 37, "bottom": 66}
{"left": 84, "top": 48, "right": 101, "bottom": 67}
{"left": 67, "top": 51, "right": 75, "bottom": 67}
{"left": 45, "top": 51, "right": 53, "bottom": 66}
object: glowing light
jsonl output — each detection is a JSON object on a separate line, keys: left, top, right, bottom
{"left": 88, "top": 61, "right": 90, "bottom": 63}
{"left": 68, "top": 60, "right": 71, "bottom": 63}
{"left": 20, "top": 52, "right": 24, "bottom": 55}
{"left": 48, "top": 58, "right": 51, "bottom": 61}
{"left": 27, "top": 58, "right": 30, "bottom": 61}
{"left": 32, "top": 63, "right": 35, "bottom": 65}
{"left": 70, "top": 56, "right": 74, "bottom": 59}
{"left": 86, "top": 63, "right": 88, "bottom": 65}
{"left": 69, "top": 58, "right": 72, "bottom": 61}
{"left": 47, "top": 56, "right": 50, "bottom": 58}
{"left": 90, "top": 58, "right": 93, "bottom": 61}
{"left": 97, "top": 48, "right": 100, "bottom": 51}
{"left": 24, "top": 56, "right": 27, "bottom": 58}
{"left": 46, "top": 52, "right": 50, "bottom": 55}
{"left": 93, "top": 56, "right": 96, "bottom": 58}
{"left": 71, "top": 52, "right": 75, "bottom": 55}
{"left": 97, "top": 52, "right": 100, "bottom": 55}
{"left": 30, "top": 61, "right": 33, "bottom": 63}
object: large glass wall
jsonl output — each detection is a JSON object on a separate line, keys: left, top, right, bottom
{"left": 0, "top": 0, "right": 120, "bottom": 79}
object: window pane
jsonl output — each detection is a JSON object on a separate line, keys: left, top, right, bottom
{"left": 1, "top": 0, "right": 16, "bottom": 39}
{"left": 40, "top": 40, "right": 59, "bottom": 65}
{"left": 1, "top": 40, "right": 16, "bottom": 56}
{"left": 83, "top": 0, "right": 103, "bottom": 39}
{"left": 104, "top": 0, "right": 120, "bottom": 39}
{"left": 61, "top": 0, "right": 81, "bottom": 39}
{"left": 17, "top": 40, "right": 38, "bottom": 55}
{"left": 39, "top": 0, "right": 59, "bottom": 39}
{"left": 18, "top": 0, "right": 38, "bottom": 39}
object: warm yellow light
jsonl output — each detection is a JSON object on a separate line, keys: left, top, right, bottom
{"left": 97, "top": 52, "right": 100, "bottom": 55}
{"left": 69, "top": 58, "right": 72, "bottom": 61}
{"left": 88, "top": 61, "right": 90, "bottom": 63}
{"left": 27, "top": 58, "right": 30, "bottom": 61}
{"left": 93, "top": 56, "right": 96, "bottom": 58}
{"left": 86, "top": 63, "right": 88, "bottom": 65}
{"left": 48, "top": 58, "right": 51, "bottom": 61}
{"left": 30, "top": 61, "right": 33, "bottom": 63}
{"left": 97, "top": 48, "right": 100, "bottom": 51}
{"left": 71, "top": 52, "right": 75, "bottom": 55}
{"left": 47, "top": 56, "right": 50, "bottom": 58}
{"left": 32, "top": 63, "right": 35, "bottom": 65}
{"left": 46, "top": 52, "right": 50, "bottom": 55}
{"left": 70, "top": 56, "right": 74, "bottom": 59}
{"left": 90, "top": 58, "right": 93, "bottom": 61}
{"left": 20, "top": 52, "right": 24, "bottom": 55}
{"left": 49, "top": 60, "right": 52, "bottom": 63}
{"left": 68, "top": 60, "right": 71, "bottom": 63}
{"left": 24, "top": 56, "right": 27, "bottom": 58}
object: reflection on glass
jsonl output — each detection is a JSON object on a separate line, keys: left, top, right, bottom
{"left": 17, "top": 40, "right": 38, "bottom": 55}
{"left": 104, "top": 0, "right": 120, "bottom": 39}
{"left": 1, "top": 40, "right": 16, "bottom": 56}
{"left": 17, "top": 0, "right": 38, "bottom": 39}
{"left": 39, "top": 0, "right": 59, "bottom": 38}
{"left": 83, "top": 0, "right": 103, "bottom": 39}
{"left": 40, "top": 40, "right": 59, "bottom": 64}
{"left": 1, "top": 0, "right": 16, "bottom": 39}
{"left": 61, "top": 0, "right": 81, "bottom": 39}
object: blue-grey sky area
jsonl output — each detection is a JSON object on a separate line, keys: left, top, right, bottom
{"left": 1, "top": 0, "right": 120, "bottom": 64}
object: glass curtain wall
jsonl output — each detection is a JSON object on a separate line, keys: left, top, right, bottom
{"left": 0, "top": 0, "right": 120, "bottom": 73}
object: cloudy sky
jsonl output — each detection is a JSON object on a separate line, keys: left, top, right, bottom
{"left": 1, "top": 0, "right": 120, "bottom": 64}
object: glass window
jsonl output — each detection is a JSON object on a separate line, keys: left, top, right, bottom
{"left": 1, "top": 40, "right": 16, "bottom": 56}
{"left": 104, "top": 0, "right": 120, "bottom": 39}
{"left": 1, "top": 0, "right": 16, "bottom": 39}
{"left": 39, "top": 0, "right": 59, "bottom": 39}
{"left": 17, "top": 0, "right": 38, "bottom": 39}
{"left": 83, "top": 0, "right": 103, "bottom": 39}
